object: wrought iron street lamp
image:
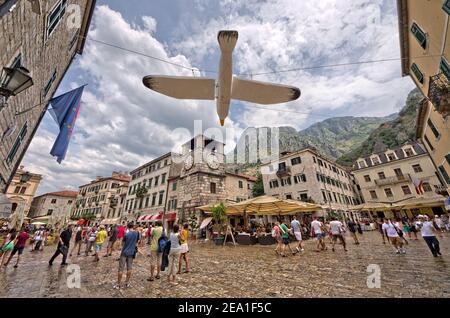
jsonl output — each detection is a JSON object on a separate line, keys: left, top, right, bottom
{"left": 0, "top": 66, "right": 34, "bottom": 111}
{"left": 0, "top": 66, "right": 33, "bottom": 98}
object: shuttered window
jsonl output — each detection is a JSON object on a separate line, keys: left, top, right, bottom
{"left": 443, "top": 0, "right": 450, "bottom": 15}
{"left": 6, "top": 122, "right": 28, "bottom": 165}
{"left": 411, "top": 63, "right": 424, "bottom": 84}
{"left": 440, "top": 57, "right": 450, "bottom": 81}
{"left": 410, "top": 22, "right": 427, "bottom": 49}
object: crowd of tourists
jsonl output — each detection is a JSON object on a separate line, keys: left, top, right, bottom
{"left": 1, "top": 212, "right": 448, "bottom": 290}
{"left": 269, "top": 214, "right": 448, "bottom": 258}
{"left": 40, "top": 220, "right": 191, "bottom": 289}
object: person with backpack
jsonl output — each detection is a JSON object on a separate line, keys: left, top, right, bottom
{"left": 382, "top": 219, "right": 405, "bottom": 254}
{"left": 147, "top": 220, "right": 163, "bottom": 282}
{"left": 279, "top": 220, "right": 295, "bottom": 257}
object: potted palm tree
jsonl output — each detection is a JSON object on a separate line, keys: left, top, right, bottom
{"left": 211, "top": 202, "right": 227, "bottom": 246}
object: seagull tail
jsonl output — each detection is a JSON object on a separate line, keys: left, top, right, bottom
{"left": 218, "top": 30, "right": 238, "bottom": 52}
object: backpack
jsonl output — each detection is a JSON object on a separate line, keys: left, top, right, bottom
{"left": 157, "top": 229, "right": 168, "bottom": 253}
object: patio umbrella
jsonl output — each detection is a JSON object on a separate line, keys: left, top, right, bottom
{"left": 350, "top": 202, "right": 392, "bottom": 211}
{"left": 226, "top": 195, "right": 322, "bottom": 215}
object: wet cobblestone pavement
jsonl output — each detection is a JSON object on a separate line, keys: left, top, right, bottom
{"left": 1, "top": 231, "right": 449, "bottom": 298}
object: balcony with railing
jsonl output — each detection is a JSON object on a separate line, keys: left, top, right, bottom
{"left": 374, "top": 173, "right": 411, "bottom": 186}
{"left": 428, "top": 72, "right": 450, "bottom": 117}
{"left": 276, "top": 166, "right": 292, "bottom": 177}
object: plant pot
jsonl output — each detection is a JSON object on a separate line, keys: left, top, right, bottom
{"left": 214, "top": 236, "right": 225, "bottom": 246}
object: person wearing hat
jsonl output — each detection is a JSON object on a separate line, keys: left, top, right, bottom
{"left": 94, "top": 225, "right": 108, "bottom": 262}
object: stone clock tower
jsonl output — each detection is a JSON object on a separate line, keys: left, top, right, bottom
{"left": 178, "top": 134, "right": 227, "bottom": 213}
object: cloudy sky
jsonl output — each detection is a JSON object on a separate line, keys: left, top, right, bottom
{"left": 23, "top": 0, "right": 415, "bottom": 195}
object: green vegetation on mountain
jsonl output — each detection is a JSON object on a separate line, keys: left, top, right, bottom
{"left": 336, "top": 88, "right": 423, "bottom": 166}
{"left": 228, "top": 88, "right": 422, "bottom": 173}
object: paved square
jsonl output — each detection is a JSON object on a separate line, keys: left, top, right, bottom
{"left": 0, "top": 231, "right": 449, "bottom": 298}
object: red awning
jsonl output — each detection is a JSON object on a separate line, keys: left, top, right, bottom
{"left": 138, "top": 212, "right": 176, "bottom": 222}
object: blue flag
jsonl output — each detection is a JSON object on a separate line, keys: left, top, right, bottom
{"left": 49, "top": 85, "right": 86, "bottom": 163}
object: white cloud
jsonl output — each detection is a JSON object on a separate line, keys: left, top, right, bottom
{"left": 23, "top": 1, "right": 416, "bottom": 194}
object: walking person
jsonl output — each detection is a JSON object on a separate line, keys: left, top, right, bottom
{"left": 272, "top": 221, "right": 282, "bottom": 255}
{"left": 394, "top": 218, "right": 408, "bottom": 245}
{"left": 291, "top": 216, "right": 304, "bottom": 253}
{"left": 346, "top": 219, "right": 360, "bottom": 245}
{"left": 147, "top": 220, "right": 163, "bottom": 282}
{"left": 382, "top": 219, "right": 405, "bottom": 254}
{"left": 70, "top": 226, "right": 84, "bottom": 257}
{"left": 85, "top": 226, "right": 97, "bottom": 256}
{"left": 178, "top": 223, "right": 190, "bottom": 274}
{"left": 4, "top": 227, "right": 30, "bottom": 268}
{"left": 434, "top": 216, "right": 446, "bottom": 237}
{"left": 32, "top": 227, "right": 44, "bottom": 251}
{"left": 105, "top": 224, "right": 118, "bottom": 257}
{"left": 113, "top": 223, "right": 139, "bottom": 289}
{"left": 410, "top": 218, "right": 419, "bottom": 240}
{"left": 49, "top": 225, "right": 73, "bottom": 266}
{"left": 94, "top": 225, "right": 108, "bottom": 262}
{"left": 376, "top": 219, "right": 386, "bottom": 244}
{"left": 168, "top": 224, "right": 182, "bottom": 285}
{"left": 281, "top": 220, "right": 295, "bottom": 256}
{"left": 1, "top": 229, "right": 17, "bottom": 267}
{"left": 416, "top": 215, "right": 442, "bottom": 257}
{"left": 329, "top": 217, "right": 347, "bottom": 252}
{"left": 311, "top": 216, "right": 326, "bottom": 252}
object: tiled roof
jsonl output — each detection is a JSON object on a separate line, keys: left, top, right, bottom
{"left": 226, "top": 172, "right": 257, "bottom": 182}
{"left": 46, "top": 191, "right": 79, "bottom": 198}
{"left": 354, "top": 142, "right": 427, "bottom": 170}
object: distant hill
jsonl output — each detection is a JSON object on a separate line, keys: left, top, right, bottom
{"left": 227, "top": 88, "right": 422, "bottom": 175}
{"left": 336, "top": 88, "right": 423, "bottom": 166}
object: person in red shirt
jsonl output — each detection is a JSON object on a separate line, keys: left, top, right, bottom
{"left": 5, "top": 227, "right": 30, "bottom": 268}
{"left": 117, "top": 222, "right": 126, "bottom": 240}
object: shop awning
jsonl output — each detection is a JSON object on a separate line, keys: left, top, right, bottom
{"left": 137, "top": 212, "right": 176, "bottom": 222}
{"left": 100, "top": 218, "right": 120, "bottom": 225}
{"left": 31, "top": 216, "right": 49, "bottom": 224}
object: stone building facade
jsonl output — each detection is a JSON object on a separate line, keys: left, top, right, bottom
{"left": 0, "top": 0, "right": 96, "bottom": 193}
{"left": 71, "top": 172, "right": 130, "bottom": 223}
{"left": 5, "top": 165, "right": 41, "bottom": 227}
{"left": 261, "top": 149, "right": 362, "bottom": 220}
{"left": 125, "top": 135, "right": 256, "bottom": 226}
{"left": 397, "top": 0, "right": 450, "bottom": 196}
{"left": 123, "top": 153, "right": 172, "bottom": 221}
{"left": 353, "top": 142, "right": 445, "bottom": 218}
{"left": 29, "top": 190, "right": 77, "bottom": 226}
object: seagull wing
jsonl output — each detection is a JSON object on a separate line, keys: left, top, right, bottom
{"left": 143, "top": 76, "right": 216, "bottom": 100}
{"left": 231, "top": 77, "right": 300, "bottom": 104}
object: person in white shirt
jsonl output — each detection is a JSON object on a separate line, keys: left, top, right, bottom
{"left": 290, "top": 216, "right": 304, "bottom": 253}
{"left": 382, "top": 219, "right": 405, "bottom": 254}
{"left": 329, "top": 217, "right": 347, "bottom": 252}
{"left": 434, "top": 216, "right": 445, "bottom": 236}
{"left": 310, "top": 216, "right": 326, "bottom": 252}
{"left": 417, "top": 215, "right": 442, "bottom": 257}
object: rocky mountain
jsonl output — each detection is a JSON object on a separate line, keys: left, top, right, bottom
{"left": 336, "top": 88, "right": 424, "bottom": 166}
{"left": 227, "top": 88, "right": 422, "bottom": 174}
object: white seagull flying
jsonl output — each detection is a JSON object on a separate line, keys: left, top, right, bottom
{"left": 143, "top": 30, "right": 301, "bottom": 126}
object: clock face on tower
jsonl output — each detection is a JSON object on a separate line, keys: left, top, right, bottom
{"left": 206, "top": 153, "right": 220, "bottom": 170}
{"left": 184, "top": 155, "right": 193, "bottom": 170}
